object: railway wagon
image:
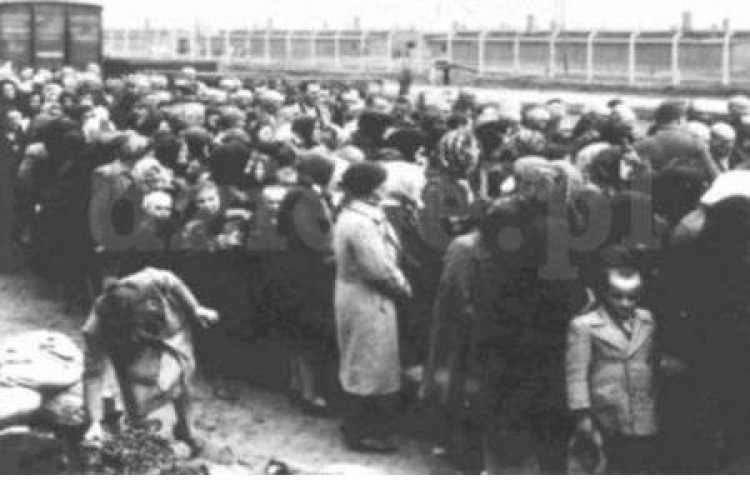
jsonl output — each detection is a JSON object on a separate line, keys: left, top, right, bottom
{"left": 0, "top": 0, "right": 102, "bottom": 69}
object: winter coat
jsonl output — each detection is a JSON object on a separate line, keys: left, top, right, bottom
{"left": 424, "top": 222, "right": 586, "bottom": 427}
{"left": 566, "top": 306, "right": 658, "bottom": 436}
{"left": 422, "top": 232, "right": 485, "bottom": 410}
{"left": 275, "top": 185, "right": 336, "bottom": 347}
{"left": 333, "top": 200, "right": 410, "bottom": 396}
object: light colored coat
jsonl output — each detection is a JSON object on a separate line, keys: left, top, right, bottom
{"left": 334, "top": 200, "right": 410, "bottom": 396}
{"left": 566, "top": 305, "right": 658, "bottom": 436}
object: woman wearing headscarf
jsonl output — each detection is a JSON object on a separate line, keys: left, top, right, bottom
{"left": 380, "top": 161, "right": 438, "bottom": 370}
{"left": 419, "top": 129, "right": 482, "bottom": 254}
{"left": 334, "top": 161, "right": 412, "bottom": 452}
{"left": 82, "top": 267, "right": 218, "bottom": 455}
{"left": 276, "top": 153, "right": 337, "bottom": 416}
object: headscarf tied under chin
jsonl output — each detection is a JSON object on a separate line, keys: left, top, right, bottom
{"left": 436, "top": 129, "right": 479, "bottom": 179}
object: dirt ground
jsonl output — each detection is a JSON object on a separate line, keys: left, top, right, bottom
{"left": 0, "top": 272, "right": 455, "bottom": 474}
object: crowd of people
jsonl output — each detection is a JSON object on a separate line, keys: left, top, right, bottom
{"left": 4, "top": 60, "right": 750, "bottom": 474}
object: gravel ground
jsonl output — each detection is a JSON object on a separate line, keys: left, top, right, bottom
{"left": 0, "top": 272, "right": 455, "bottom": 474}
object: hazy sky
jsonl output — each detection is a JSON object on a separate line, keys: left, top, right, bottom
{"left": 99, "top": 0, "right": 750, "bottom": 31}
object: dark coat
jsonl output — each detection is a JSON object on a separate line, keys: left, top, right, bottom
{"left": 424, "top": 224, "right": 587, "bottom": 427}
{"left": 275, "top": 185, "right": 336, "bottom": 346}
{"left": 383, "top": 201, "right": 442, "bottom": 366}
{"left": 634, "top": 124, "right": 719, "bottom": 181}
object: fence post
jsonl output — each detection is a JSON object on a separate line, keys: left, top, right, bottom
{"left": 245, "top": 29, "right": 253, "bottom": 63}
{"left": 513, "top": 30, "right": 521, "bottom": 75}
{"left": 360, "top": 30, "right": 368, "bottom": 72}
{"left": 387, "top": 29, "right": 395, "bottom": 72}
{"left": 671, "top": 30, "right": 682, "bottom": 85}
{"left": 586, "top": 30, "right": 597, "bottom": 83}
{"left": 628, "top": 31, "right": 638, "bottom": 85}
{"left": 264, "top": 27, "right": 271, "bottom": 66}
{"left": 446, "top": 29, "right": 454, "bottom": 63}
{"left": 284, "top": 30, "right": 293, "bottom": 68}
{"left": 127, "top": 29, "right": 135, "bottom": 58}
{"left": 310, "top": 30, "right": 318, "bottom": 69}
{"left": 549, "top": 29, "right": 560, "bottom": 78}
{"left": 334, "top": 31, "right": 341, "bottom": 69}
{"left": 250, "top": 28, "right": 258, "bottom": 64}
{"left": 170, "top": 29, "right": 179, "bottom": 60}
{"left": 722, "top": 29, "right": 733, "bottom": 86}
{"left": 143, "top": 29, "right": 150, "bottom": 59}
{"left": 477, "top": 30, "right": 487, "bottom": 76}
{"left": 224, "top": 29, "right": 231, "bottom": 63}
{"left": 247, "top": 28, "right": 254, "bottom": 61}
{"left": 192, "top": 27, "right": 200, "bottom": 60}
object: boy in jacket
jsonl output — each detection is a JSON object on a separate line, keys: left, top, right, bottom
{"left": 566, "top": 246, "right": 660, "bottom": 473}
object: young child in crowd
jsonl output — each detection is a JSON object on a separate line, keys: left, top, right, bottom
{"left": 173, "top": 180, "right": 250, "bottom": 400}
{"left": 565, "top": 246, "right": 659, "bottom": 473}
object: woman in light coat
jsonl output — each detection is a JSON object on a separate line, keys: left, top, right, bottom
{"left": 334, "top": 161, "right": 412, "bottom": 453}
